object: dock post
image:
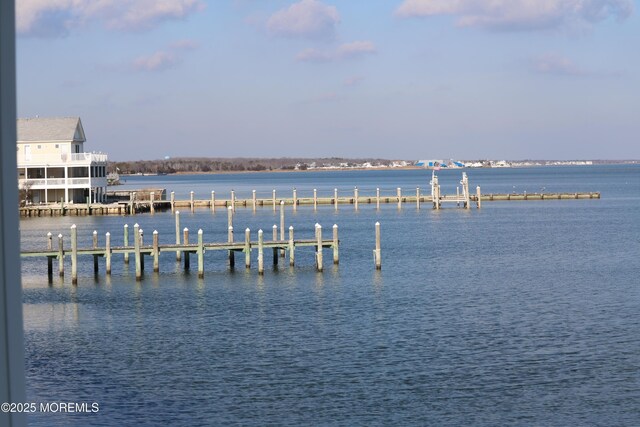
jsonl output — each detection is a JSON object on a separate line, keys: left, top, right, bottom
{"left": 105, "top": 232, "right": 111, "bottom": 275}
{"left": 476, "top": 186, "right": 482, "bottom": 209}
{"left": 61, "top": 197, "right": 66, "bottom": 216}
{"left": 211, "top": 191, "right": 215, "bottom": 212}
{"left": 333, "top": 224, "right": 339, "bottom": 265}
{"left": 376, "top": 188, "right": 380, "bottom": 209}
{"left": 272, "top": 225, "right": 278, "bottom": 266}
{"left": 139, "top": 229, "right": 144, "bottom": 272}
{"left": 71, "top": 224, "right": 78, "bottom": 284}
{"left": 134, "top": 223, "right": 141, "bottom": 280}
{"left": 190, "top": 191, "right": 195, "bottom": 213}
{"left": 293, "top": 188, "right": 297, "bottom": 211}
{"left": 58, "top": 234, "right": 64, "bottom": 277}
{"left": 197, "top": 229, "right": 204, "bottom": 278}
{"left": 183, "top": 228, "right": 190, "bottom": 270}
{"left": 311, "top": 189, "right": 317, "bottom": 210}
{"left": 93, "top": 230, "right": 99, "bottom": 273}
{"left": 152, "top": 230, "right": 159, "bottom": 273}
{"left": 354, "top": 187, "right": 359, "bottom": 210}
{"left": 374, "top": 222, "right": 381, "bottom": 270}
{"left": 334, "top": 188, "right": 338, "bottom": 211}
{"left": 170, "top": 191, "right": 175, "bottom": 213}
{"left": 258, "top": 229, "right": 264, "bottom": 274}
{"left": 228, "top": 226, "right": 235, "bottom": 268}
{"left": 245, "top": 228, "right": 251, "bottom": 268}
{"left": 316, "top": 224, "right": 323, "bottom": 272}
{"left": 397, "top": 188, "right": 402, "bottom": 209}
{"left": 227, "top": 205, "right": 233, "bottom": 230}
{"left": 289, "top": 226, "right": 295, "bottom": 266}
{"left": 47, "top": 232, "right": 53, "bottom": 279}
{"left": 456, "top": 187, "right": 460, "bottom": 207}
{"left": 231, "top": 190, "right": 235, "bottom": 212}
{"left": 150, "top": 192, "right": 155, "bottom": 214}
{"left": 272, "top": 189, "right": 276, "bottom": 211}
{"left": 280, "top": 201, "right": 285, "bottom": 257}
{"left": 252, "top": 190, "right": 257, "bottom": 212}
{"left": 175, "top": 211, "right": 181, "bottom": 261}
{"left": 416, "top": 187, "right": 420, "bottom": 209}
{"left": 131, "top": 192, "right": 136, "bottom": 215}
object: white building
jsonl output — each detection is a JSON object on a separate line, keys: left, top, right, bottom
{"left": 17, "top": 117, "right": 108, "bottom": 204}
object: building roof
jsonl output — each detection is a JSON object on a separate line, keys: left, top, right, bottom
{"left": 17, "top": 117, "right": 85, "bottom": 143}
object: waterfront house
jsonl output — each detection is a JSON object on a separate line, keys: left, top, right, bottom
{"left": 17, "top": 117, "right": 108, "bottom": 204}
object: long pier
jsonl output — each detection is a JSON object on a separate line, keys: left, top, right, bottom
{"left": 19, "top": 173, "right": 600, "bottom": 217}
{"left": 21, "top": 220, "right": 339, "bottom": 284}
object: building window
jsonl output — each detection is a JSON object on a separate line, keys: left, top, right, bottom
{"left": 37, "top": 145, "right": 42, "bottom": 149}
{"left": 55, "top": 144, "right": 59, "bottom": 148}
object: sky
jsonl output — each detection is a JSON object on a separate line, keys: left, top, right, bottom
{"left": 15, "top": 0, "right": 640, "bottom": 161}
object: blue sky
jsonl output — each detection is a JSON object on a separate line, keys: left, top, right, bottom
{"left": 15, "top": 0, "right": 640, "bottom": 161}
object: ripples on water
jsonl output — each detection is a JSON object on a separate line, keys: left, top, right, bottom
{"left": 21, "top": 166, "right": 640, "bottom": 426}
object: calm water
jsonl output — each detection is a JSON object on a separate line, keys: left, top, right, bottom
{"left": 21, "top": 166, "right": 640, "bottom": 426}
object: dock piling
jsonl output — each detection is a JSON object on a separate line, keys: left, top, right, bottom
{"left": 190, "top": 191, "right": 195, "bottom": 213}
{"left": 93, "top": 230, "right": 99, "bottom": 273}
{"left": 124, "top": 224, "right": 129, "bottom": 263}
{"left": 227, "top": 206, "right": 233, "bottom": 230}
{"left": 228, "top": 226, "right": 235, "bottom": 268}
{"left": 258, "top": 229, "right": 264, "bottom": 274}
{"left": 316, "top": 224, "right": 323, "bottom": 272}
{"left": 71, "top": 224, "right": 78, "bottom": 284}
{"left": 293, "top": 188, "right": 297, "bottom": 211}
{"left": 252, "top": 190, "right": 257, "bottom": 211}
{"left": 47, "top": 232, "right": 53, "bottom": 279}
{"left": 134, "top": 223, "right": 141, "bottom": 280}
{"left": 289, "top": 226, "right": 295, "bottom": 266}
{"left": 374, "top": 222, "right": 381, "bottom": 270}
{"left": 170, "top": 191, "right": 175, "bottom": 213}
{"left": 152, "top": 230, "right": 159, "bottom": 272}
{"left": 231, "top": 190, "right": 236, "bottom": 212}
{"left": 376, "top": 188, "right": 380, "bottom": 209}
{"left": 150, "top": 192, "right": 155, "bottom": 214}
{"left": 476, "top": 186, "right": 482, "bottom": 209}
{"left": 139, "top": 229, "right": 144, "bottom": 272}
{"left": 273, "top": 225, "right": 278, "bottom": 266}
{"left": 354, "top": 187, "right": 359, "bottom": 210}
{"left": 58, "top": 234, "right": 64, "bottom": 277}
{"left": 211, "top": 191, "right": 215, "bottom": 212}
{"left": 280, "top": 201, "right": 285, "bottom": 257}
{"left": 397, "top": 188, "right": 402, "bottom": 209}
{"left": 416, "top": 187, "right": 420, "bottom": 209}
{"left": 106, "top": 232, "right": 111, "bottom": 274}
{"left": 334, "top": 188, "right": 338, "bottom": 211}
{"left": 184, "top": 228, "right": 190, "bottom": 270}
{"left": 198, "top": 229, "right": 204, "bottom": 278}
{"left": 175, "top": 211, "right": 181, "bottom": 261}
{"left": 333, "top": 224, "right": 339, "bottom": 265}
{"left": 272, "top": 189, "right": 276, "bottom": 211}
{"left": 245, "top": 228, "right": 251, "bottom": 268}
{"left": 313, "top": 189, "right": 317, "bottom": 210}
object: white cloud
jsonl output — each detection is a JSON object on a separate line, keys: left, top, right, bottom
{"left": 17, "top": 0, "right": 205, "bottom": 37}
{"left": 533, "top": 54, "right": 583, "bottom": 75}
{"left": 133, "top": 51, "right": 178, "bottom": 72}
{"left": 132, "top": 38, "right": 198, "bottom": 72}
{"left": 296, "top": 41, "right": 376, "bottom": 62}
{"left": 395, "top": 0, "right": 633, "bottom": 31}
{"left": 267, "top": 0, "right": 340, "bottom": 39}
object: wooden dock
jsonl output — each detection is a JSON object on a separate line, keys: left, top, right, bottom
{"left": 19, "top": 173, "right": 600, "bottom": 217}
{"left": 21, "top": 221, "right": 340, "bottom": 284}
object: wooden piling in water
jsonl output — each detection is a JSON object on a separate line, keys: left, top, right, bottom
{"left": 416, "top": 187, "right": 420, "bottom": 209}
{"left": 333, "top": 224, "right": 339, "bottom": 265}
{"left": 139, "top": 229, "right": 144, "bottom": 272}
{"left": 258, "top": 229, "right": 264, "bottom": 274}
{"left": 190, "top": 191, "right": 195, "bottom": 213}
{"left": 211, "top": 191, "right": 215, "bottom": 212}
{"left": 105, "top": 232, "right": 111, "bottom": 274}
{"left": 273, "top": 225, "right": 278, "bottom": 266}
{"left": 289, "top": 226, "right": 295, "bottom": 266}
{"left": 152, "top": 230, "right": 159, "bottom": 272}
{"left": 397, "top": 188, "right": 402, "bottom": 209}
{"left": 231, "top": 190, "right": 236, "bottom": 212}
{"left": 198, "top": 229, "right": 204, "bottom": 278}
{"left": 272, "top": 189, "right": 276, "bottom": 211}
{"left": 252, "top": 190, "right": 257, "bottom": 211}
{"left": 184, "top": 228, "right": 190, "bottom": 270}
{"left": 93, "top": 230, "right": 99, "bottom": 273}
{"left": 47, "top": 232, "right": 53, "bottom": 279}
{"left": 374, "top": 222, "right": 381, "bottom": 270}
{"left": 175, "top": 211, "right": 181, "bottom": 261}
{"left": 245, "top": 228, "right": 251, "bottom": 268}
{"left": 150, "top": 192, "right": 155, "bottom": 214}
{"left": 170, "top": 191, "right": 175, "bottom": 213}
{"left": 58, "top": 234, "right": 64, "bottom": 277}
{"left": 71, "top": 224, "right": 78, "bottom": 284}
{"left": 476, "top": 186, "right": 482, "bottom": 209}
{"left": 131, "top": 192, "right": 136, "bottom": 215}
{"left": 227, "top": 206, "right": 233, "bottom": 230}
{"left": 280, "top": 201, "right": 285, "bottom": 257}
{"left": 354, "top": 187, "right": 359, "bottom": 210}
{"left": 124, "top": 224, "right": 130, "bottom": 264}
{"left": 293, "top": 188, "right": 297, "bottom": 211}
{"left": 316, "top": 224, "right": 323, "bottom": 272}
{"left": 313, "top": 189, "right": 317, "bottom": 209}
{"left": 228, "top": 225, "right": 235, "bottom": 268}
{"left": 334, "top": 188, "right": 338, "bottom": 211}
{"left": 134, "top": 223, "right": 141, "bottom": 280}
{"left": 376, "top": 188, "right": 380, "bottom": 209}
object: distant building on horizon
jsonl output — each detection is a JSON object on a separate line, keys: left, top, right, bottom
{"left": 17, "top": 117, "right": 108, "bottom": 204}
{"left": 415, "top": 159, "right": 465, "bottom": 169}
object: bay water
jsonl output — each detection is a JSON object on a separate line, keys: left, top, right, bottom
{"left": 20, "top": 166, "right": 640, "bottom": 426}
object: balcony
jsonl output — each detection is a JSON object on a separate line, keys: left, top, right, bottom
{"left": 19, "top": 177, "right": 97, "bottom": 188}
{"left": 18, "top": 151, "right": 108, "bottom": 166}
